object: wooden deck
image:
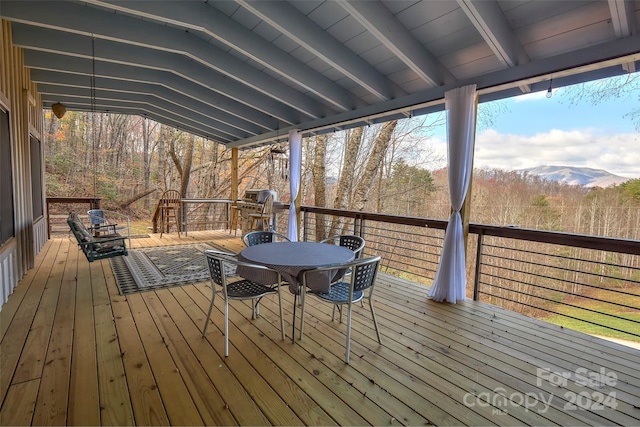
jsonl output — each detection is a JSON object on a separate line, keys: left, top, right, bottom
{"left": 1, "top": 230, "right": 639, "bottom": 426}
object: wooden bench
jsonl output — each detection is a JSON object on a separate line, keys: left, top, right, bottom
{"left": 67, "top": 212, "right": 128, "bottom": 262}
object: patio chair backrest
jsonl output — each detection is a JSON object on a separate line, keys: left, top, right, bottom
{"left": 204, "top": 250, "right": 236, "bottom": 289}
{"left": 261, "top": 193, "right": 274, "bottom": 216}
{"left": 243, "top": 230, "right": 290, "bottom": 247}
{"left": 351, "top": 256, "right": 380, "bottom": 292}
{"left": 87, "top": 209, "right": 107, "bottom": 226}
{"left": 321, "top": 235, "right": 365, "bottom": 258}
{"left": 204, "top": 249, "right": 238, "bottom": 278}
{"left": 161, "top": 189, "right": 181, "bottom": 207}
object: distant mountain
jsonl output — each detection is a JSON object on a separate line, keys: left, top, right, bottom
{"left": 518, "top": 166, "right": 631, "bottom": 188}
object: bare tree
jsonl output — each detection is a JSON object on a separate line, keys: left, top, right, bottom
{"left": 141, "top": 117, "right": 157, "bottom": 209}
{"left": 168, "top": 132, "right": 194, "bottom": 198}
{"left": 328, "top": 128, "right": 363, "bottom": 234}
{"left": 312, "top": 134, "right": 328, "bottom": 240}
{"left": 561, "top": 72, "right": 640, "bottom": 131}
{"left": 352, "top": 120, "right": 398, "bottom": 211}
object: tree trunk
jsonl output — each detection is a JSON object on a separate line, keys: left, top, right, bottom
{"left": 312, "top": 135, "right": 328, "bottom": 240}
{"left": 142, "top": 118, "right": 151, "bottom": 209}
{"left": 177, "top": 134, "right": 195, "bottom": 198}
{"left": 158, "top": 125, "right": 166, "bottom": 189}
{"left": 47, "top": 114, "right": 57, "bottom": 173}
{"left": 329, "top": 128, "right": 362, "bottom": 235}
{"left": 352, "top": 120, "right": 397, "bottom": 211}
{"left": 119, "top": 187, "right": 159, "bottom": 209}
{"left": 166, "top": 133, "right": 194, "bottom": 225}
{"left": 110, "top": 115, "right": 127, "bottom": 174}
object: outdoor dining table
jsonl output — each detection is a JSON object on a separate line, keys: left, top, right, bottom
{"left": 237, "top": 241, "right": 355, "bottom": 294}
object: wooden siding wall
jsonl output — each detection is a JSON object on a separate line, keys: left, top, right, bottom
{"left": 0, "top": 20, "right": 45, "bottom": 309}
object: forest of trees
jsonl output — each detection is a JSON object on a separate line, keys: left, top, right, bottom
{"left": 43, "top": 109, "right": 639, "bottom": 241}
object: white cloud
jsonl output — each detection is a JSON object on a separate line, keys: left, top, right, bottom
{"left": 472, "top": 129, "right": 640, "bottom": 178}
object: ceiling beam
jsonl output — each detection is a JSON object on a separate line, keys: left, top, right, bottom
{"left": 42, "top": 93, "right": 234, "bottom": 143}
{"left": 30, "top": 68, "right": 264, "bottom": 135}
{"left": 457, "top": 0, "right": 531, "bottom": 93}
{"left": 24, "top": 50, "right": 277, "bottom": 132}
{"left": 40, "top": 89, "right": 242, "bottom": 142}
{"left": 609, "top": 0, "right": 636, "bottom": 37}
{"left": 608, "top": 0, "right": 636, "bottom": 72}
{"left": 42, "top": 98, "right": 219, "bottom": 142}
{"left": 236, "top": 0, "right": 406, "bottom": 101}
{"left": 338, "top": 0, "right": 455, "bottom": 87}
{"left": 35, "top": 80, "right": 254, "bottom": 140}
{"left": 230, "top": 35, "right": 640, "bottom": 148}
{"left": 83, "top": 0, "right": 360, "bottom": 112}
{"left": 2, "top": 0, "right": 330, "bottom": 120}
{"left": 40, "top": 84, "right": 234, "bottom": 139}
{"left": 11, "top": 24, "right": 304, "bottom": 126}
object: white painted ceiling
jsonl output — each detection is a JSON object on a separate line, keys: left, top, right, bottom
{"left": 2, "top": 0, "right": 639, "bottom": 148}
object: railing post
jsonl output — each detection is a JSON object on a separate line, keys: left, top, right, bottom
{"left": 353, "top": 213, "right": 364, "bottom": 238}
{"left": 473, "top": 232, "right": 484, "bottom": 301}
{"left": 302, "top": 210, "right": 309, "bottom": 242}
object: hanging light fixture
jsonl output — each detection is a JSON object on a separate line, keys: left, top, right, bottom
{"left": 51, "top": 102, "right": 66, "bottom": 119}
{"left": 546, "top": 78, "right": 553, "bottom": 98}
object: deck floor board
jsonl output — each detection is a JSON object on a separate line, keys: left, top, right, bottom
{"left": 1, "top": 231, "right": 638, "bottom": 426}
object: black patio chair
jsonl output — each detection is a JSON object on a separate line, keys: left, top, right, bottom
{"left": 319, "top": 235, "right": 365, "bottom": 258}
{"left": 298, "top": 256, "right": 382, "bottom": 363}
{"left": 320, "top": 234, "right": 366, "bottom": 290}
{"left": 87, "top": 208, "right": 132, "bottom": 247}
{"left": 202, "top": 250, "right": 285, "bottom": 357}
{"left": 242, "top": 230, "right": 291, "bottom": 247}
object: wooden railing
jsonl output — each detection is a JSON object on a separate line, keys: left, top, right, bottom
{"left": 46, "top": 196, "right": 101, "bottom": 238}
{"left": 272, "top": 205, "right": 640, "bottom": 342}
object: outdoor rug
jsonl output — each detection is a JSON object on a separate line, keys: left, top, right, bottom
{"left": 110, "top": 243, "right": 222, "bottom": 295}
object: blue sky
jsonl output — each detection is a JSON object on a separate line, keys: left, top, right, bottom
{"left": 496, "top": 91, "right": 635, "bottom": 135}
{"left": 427, "top": 74, "right": 640, "bottom": 179}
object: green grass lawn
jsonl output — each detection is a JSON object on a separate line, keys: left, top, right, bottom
{"left": 543, "top": 287, "right": 640, "bottom": 343}
{"left": 129, "top": 219, "right": 152, "bottom": 236}
{"left": 545, "top": 310, "right": 640, "bottom": 343}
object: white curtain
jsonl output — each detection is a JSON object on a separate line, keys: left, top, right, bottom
{"left": 287, "top": 130, "right": 302, "bottom": 241}
{"left": 428, "top": 85, "right": 477, "bottom": 303}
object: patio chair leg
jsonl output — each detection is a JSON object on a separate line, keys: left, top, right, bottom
{"left": 252, "top": 297, "right": 261, "bottom": 319}
{"left": 369, "top": 298, "right": 382, "bottom": 344}
{"left": 224, "top": 300, "right": 229, "bottom": 357}
{"left": 299, "top": 285, "right": 306, "bottom": 341}
{"left": 277, "top": 284, "right": 285, "bottom": 342}
{"left": 345, "top": 302, "right": 353, "bottom": 364}
{"left": 292, "top": 293, "right": 297, "bottom": 343}
{"left": 202, "top": 289, "right": 216, "bottom": 337}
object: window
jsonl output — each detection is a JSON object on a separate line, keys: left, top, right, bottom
{"left": 31, "top": 135, "right": 43, "bottom": 219}
{"left": 0, "top": 107, "right": 15, "bottom": 245}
